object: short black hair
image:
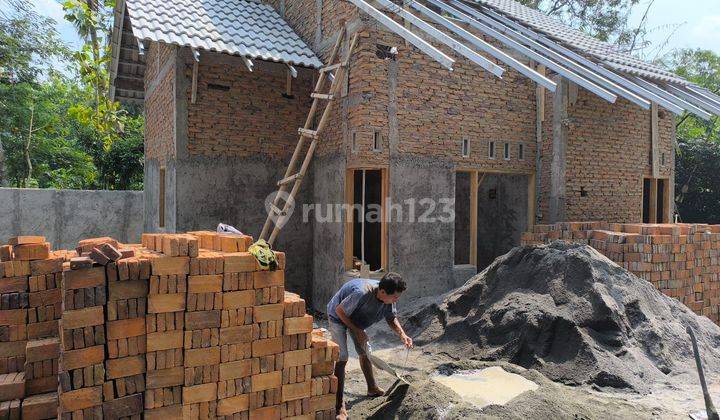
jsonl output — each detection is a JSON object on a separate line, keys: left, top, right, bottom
{"left": 379, "top": 272, "right": 406, "bottom": 295}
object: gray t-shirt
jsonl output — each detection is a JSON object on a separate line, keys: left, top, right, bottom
{"left": 327, "top": 278, "right": 397, "bottom": 330}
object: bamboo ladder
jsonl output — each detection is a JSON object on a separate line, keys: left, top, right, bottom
{"left": 259, "top": 30, "right": 360, "bottom": 245}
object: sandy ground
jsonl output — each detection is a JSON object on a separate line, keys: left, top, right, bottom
{"left": 336, "top": 341, "right": 718, "bottom": 419}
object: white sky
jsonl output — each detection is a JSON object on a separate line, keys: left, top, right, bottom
{"left": 628, "top": 0, "right": 720, "bottom": 58}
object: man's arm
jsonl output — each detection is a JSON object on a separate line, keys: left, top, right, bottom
{"left": 335, "top": 305, "right": 369, "bottom": 348}
{"left": 386, "top": 317, "right": 413, "bottom": 349}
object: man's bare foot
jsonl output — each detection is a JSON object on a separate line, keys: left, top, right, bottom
{"left": 366, "top": 386, "right": 385, "bottom": 397}
{"left": 336, "top": 405, "right": 348, "bottom": 420}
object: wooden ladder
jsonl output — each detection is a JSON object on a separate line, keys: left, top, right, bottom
{"left": 259, "top": 30, "right": 359, "bottom": 246}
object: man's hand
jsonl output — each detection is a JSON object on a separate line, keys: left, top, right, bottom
{"left": 400, "top": 334, "right": 413, "bottom": 349}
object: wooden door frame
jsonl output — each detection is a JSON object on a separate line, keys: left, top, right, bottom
{"left": 455, "top": 168, "right": 536, "bottom": 267}
{"left": 642, "top": 176, "right": 671, "bottom": 223}
{"left": 344, "top": 166, "right": 389, "bottom": 271}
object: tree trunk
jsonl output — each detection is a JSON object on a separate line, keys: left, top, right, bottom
{"left": 0, "top": 139, "right": 8, "bottom": 187}
{"left": 24, "top": 106, "right": 34, "bottom": 187}
{"left": 86, "top": 0, "right": 101, "bottom": 115}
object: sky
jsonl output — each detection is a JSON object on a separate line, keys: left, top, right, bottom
{"left": 627, "top": 0, "right": 720, "bottom": 58}
{"left": 10, "top": 0, "right": 720, "bottom": 59}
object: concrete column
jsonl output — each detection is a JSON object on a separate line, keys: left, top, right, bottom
{"left": 549, "top": 76, "right": 568, "bottom": 223}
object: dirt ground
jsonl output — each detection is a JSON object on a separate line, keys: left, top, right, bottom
{"left": 340, "top": 344, "right": 718, "bottom": 419}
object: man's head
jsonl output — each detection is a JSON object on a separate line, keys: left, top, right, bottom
{"left": 376, "top": 272, "right": 406, "bottom": 304}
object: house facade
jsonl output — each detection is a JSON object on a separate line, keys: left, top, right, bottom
{"left": 110, "top": 0, "right": 716, "bottom": 309}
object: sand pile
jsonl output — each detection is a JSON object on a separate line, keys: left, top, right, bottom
{"left": 403, "top": 242, "right": 720, "bottom": 392}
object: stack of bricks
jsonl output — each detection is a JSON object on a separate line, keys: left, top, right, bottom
{"left": 58, "top": 253, "right": 108, "bottom": 418}
{"left": 522, "top": 222, "right": 720, "bottom": 324}
{"left": 308, "top": 330, "right": 340, "bottom": 420}
{"left": 103, "top": 252, "right": 149, "bottom": 419}
{"left": 143, "top": 234, "right": 190, "bottom": 419}
{"left": 0, "top": 236, "right": 64, "bottom": 419}
{"left": 0, "top": 230, "right": 340, "bottom": 419}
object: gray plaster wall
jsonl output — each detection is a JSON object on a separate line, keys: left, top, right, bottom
{"left": 310, "top": 154, "right": 346, "bottom": 311}
{"left": 477, "top": 174, "right": 529, "bottom": 270}
{"left": 0, "top": 187, "right": 143, "bottom": 250}
{"left": 144, "top": 158, "right": 177, "bottom": 233}
{"left": 388, "top": 155, "right": 456, "bottom": 301}
{"left": 174, "top": 155, "right": 314, "bottom": 296}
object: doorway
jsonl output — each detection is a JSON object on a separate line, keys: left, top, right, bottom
{"left": 344, "top": 168, "right": 387, "bottom": 271}
{"left": 643, "top": 177, "right": 669, "bottom": 223}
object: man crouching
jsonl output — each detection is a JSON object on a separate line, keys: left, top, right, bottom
{"left": 326, "top": 272, "right": 413, "bottom": 419}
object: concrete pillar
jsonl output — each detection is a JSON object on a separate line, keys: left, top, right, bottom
{"left": 549, "top": 76, "right": 568, "bottom": 223}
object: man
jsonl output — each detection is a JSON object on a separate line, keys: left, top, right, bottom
{"left": 326, "top": 272, "right": 413, "bottom": 419}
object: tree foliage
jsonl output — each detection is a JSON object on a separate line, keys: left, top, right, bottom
{"left": 0, "top": 0, "right": 143, "bottom": 190}
{"left": 669, "top": 49, "right": 720, "bottom": 223}
{"left": 519, "top": 0, "right": 643, "bottom": 48}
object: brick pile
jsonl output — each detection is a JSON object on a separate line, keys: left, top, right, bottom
{"left": 0, "top": 231, "right": 340, "bottom": 419}
{"left": 0, "top": 236, "right": 64, "bottom": 419}
{"left": 522, "top": 222, "right": 720, "bottom": 324}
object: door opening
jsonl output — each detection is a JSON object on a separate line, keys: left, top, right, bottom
{"left": 352, "top": 169, "right": 383, "bottom": 271}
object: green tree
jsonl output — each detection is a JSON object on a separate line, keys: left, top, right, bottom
{"left": 518, "top": 0, "right": 664, "bottom": 54}
{"left": 0, "top": 0, "right": 70, "bottom": 187}
{"left": 668, "top": 49, "right": 720, "bottom": 223}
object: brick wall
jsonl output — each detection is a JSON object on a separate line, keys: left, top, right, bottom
{"left": 272, "top": 1, "right": 676, "bottom": 222}
{"left": 538, "top": 80, "right": 675, "bottom": 223}
{"left": 182, "top": 53, "right": 314, "bottom": 159}
{"left": 144, "top": 42, "right": 176, "bottom": 166}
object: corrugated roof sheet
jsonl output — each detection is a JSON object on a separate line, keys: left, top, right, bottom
{"left": 125, "top": 0, "right": 323, "bottom": 68}
{"left": 475, "top": 0, "right": 688, "bottom": 85}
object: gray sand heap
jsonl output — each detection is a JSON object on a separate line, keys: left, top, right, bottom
{"left": 403, "top": 242, "right": 720, "bottom": 392}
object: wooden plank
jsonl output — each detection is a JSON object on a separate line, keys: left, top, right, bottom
{"left": 648, "top": 178, "right": 658, "bottom": 224}
{"left": 469, "top": 171, "right": 478, "bottom": 267}
{"left": 651, "top": 102, "right": 660, "bottom": 178}
{"left": 344, "top": 169, "right": 354, "bottom": 270}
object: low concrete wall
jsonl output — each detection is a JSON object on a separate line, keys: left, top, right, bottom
{"left": 0, "top": 187, "right": 144, "bottom": 250}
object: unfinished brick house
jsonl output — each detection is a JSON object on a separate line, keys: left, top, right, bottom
{"left": 109, "top": 0, "right": 720, "bottom": 309}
